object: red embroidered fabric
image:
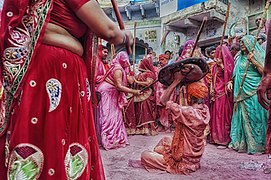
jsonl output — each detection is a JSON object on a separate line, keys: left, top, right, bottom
{"left": 50, "top": 0, "right": 90, "bottom": 38}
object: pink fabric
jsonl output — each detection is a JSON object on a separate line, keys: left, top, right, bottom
{"left": 210, "top": 45, "right": 234, "bottom": 145}
{"left": 106, "top": 51, "right": 130, "bottom": 108}
{"left": 95, "top": 59, "right": 107, "bottom": 85}
{"left": 164, "top": 101, "right": 210, "bottom": 174}
{"left": 181, "top": 40, "right": 195, "bottom": 57}
{"left": 156, "top": 82, "right": 174, "bottom": 128}
{"left": 177, "top": 40, "right": 203, "bottom": 61}
{"left": 139, "top": 57, "right": 156, "bottom": 77}
{"left": 97, "top": 51, "right": 129, "bottom": 150}
{"left": 141, "top": 102, "right": 210, "bottom": 174}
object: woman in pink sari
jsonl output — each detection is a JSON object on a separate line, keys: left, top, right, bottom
{"left": 133, "top": 57, "right": 158, "bottom": 135}
{"left": 177, "top": 40, "right": 203, "bottom": 61}
{"left": 97, "top": 51, "right": 140, "bottom": 150}
{"left": 210, "top": 45, "right": 234, "bottom": 146}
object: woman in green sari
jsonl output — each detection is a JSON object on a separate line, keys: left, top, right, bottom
{"left": 229, "top": 35, "right": 268, "bottom": 154}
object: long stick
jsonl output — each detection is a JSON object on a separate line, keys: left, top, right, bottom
{"left": 219, "top": 1, "right": 231, "bottom": 59}
{"left": 234, "top": 0, "right": 271, "bottom": 111}
{"left": 160, "top": 30, "right": 170, "bottom": 46}
{"left": 111, "top": 44, "right": 115, "bottom": 59}
{"left": 111, "top": 0, "right": 132, "bottom": 55}
{"left": 191, "top": 16, "right": 208, "bottom": 57}
{"left": 91, "top": 35, "right": 99, "bottom": 106}
{"left": 133, "top": 22, "right": 137, "bottom": 72}
{"left": 211, "top": 1, "right": 231, "bottom": 103}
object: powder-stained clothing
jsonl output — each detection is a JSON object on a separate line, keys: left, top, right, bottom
{"left": 141, "top": 101, "right": 210, "bottom": 174}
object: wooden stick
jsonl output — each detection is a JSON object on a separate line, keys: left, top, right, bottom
{"left": 191, "top": 16, "right": 208, "bottom": 57}
{"left": 160, "top": 30, "right": 170, "bottom": 46}
{"left": 111, "top": 0, "right": 132, "bottom": 55}
{"left": 91, "top": 35, "right": 98, "bottom": 106}
{"left": 133, "top": 22, "right": 137, "bottom": 72}
{"left": 211, "top": 2, "right": 231, "bottom": 102}
{"left": 111, "top": 44, "right": 115, "bottom": 59}
{"left": 234, "top": 0, "right": 271, "bottom": 111}
{"left": 219, "top": 1, "right": 231, "bottom": 59}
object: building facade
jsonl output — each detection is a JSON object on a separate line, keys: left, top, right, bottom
{"left": 101, "top": 0, "right": 266, "bottom": 60}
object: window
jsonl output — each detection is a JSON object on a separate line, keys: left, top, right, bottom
{"left": 218, "top": 0, "right": 229, "bottom": 4}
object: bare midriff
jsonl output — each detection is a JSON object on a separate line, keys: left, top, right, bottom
{"left": 42, "top": 23, "right": 84, "bottom": 56}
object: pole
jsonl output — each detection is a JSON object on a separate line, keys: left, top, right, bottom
{"left": 111, "top": 0, "right": 132, "bottom": 55}
{"left": 133, "top": 22, "right": 137, "bottom": 72}
{"left": 191, "top": 16, "right": 208, "bottom": 57}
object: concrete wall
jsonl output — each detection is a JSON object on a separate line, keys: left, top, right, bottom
{"left": 125, "top": 19, "right": 162, "bottom": 55}
{"left": 102, "top": 0, "right": 265, "bottom": 60}
{"left": 160, "top": 0, "right": 262, "bottom": 54}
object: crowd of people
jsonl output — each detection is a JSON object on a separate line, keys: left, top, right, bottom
{"left": 0, "top": 0, "right": 271, "bottom": 179}
{"left": 93, "top": 29, "right": 270, "bottom": 175}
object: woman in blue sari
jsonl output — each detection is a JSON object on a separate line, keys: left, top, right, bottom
{"left": 229, "top": 35, "right": 268, "bottom": 154}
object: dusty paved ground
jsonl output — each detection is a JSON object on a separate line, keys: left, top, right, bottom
{"left": 100, "top": 132, "right": 271, "bottom": 180}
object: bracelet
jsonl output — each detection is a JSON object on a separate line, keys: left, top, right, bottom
{"left": 122, "top": 33, "right": 127, "bottom": 45}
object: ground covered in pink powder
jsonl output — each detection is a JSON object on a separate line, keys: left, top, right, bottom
{"left": 100, "top": 132, "right": 270, "bottom": 180}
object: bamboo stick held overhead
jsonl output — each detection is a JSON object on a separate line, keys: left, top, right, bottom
{"left": 234, "top": 0, "right": 271, "bottom": 111}
{"left": 219, "top": 1, "right": 231, "bottom": 60}
{"left": 191, "top": 16, "right": 208, "bottom": 57}
{"left": 133, "top": 22, "right": 137, "bottom": 72}
{"left": 111, "top": 0, "right": 132, "bottom": 55}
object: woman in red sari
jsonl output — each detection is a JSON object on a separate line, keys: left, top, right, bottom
{"left": 133, "top": 57, "right": 158, "bottom": 135}
{"left": 210, "top": 45, "right": 234, "bottom": 146}
{"left": 0, "top": 0, "right": 132, "bottom": 179}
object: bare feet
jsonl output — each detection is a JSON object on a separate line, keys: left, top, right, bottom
{"left": 128, "top": 159, "right": 144, "bottom": 169}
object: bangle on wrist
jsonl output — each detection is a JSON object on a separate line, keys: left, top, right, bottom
{"left": 122, "top": 33, "right": 126, "bottom": 44}
{"left": 122, "top": 34, "right": 128, "bottom": 45}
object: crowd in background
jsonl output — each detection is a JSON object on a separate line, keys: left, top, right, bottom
{"left": 93, "top": 15, "right": 271, "bottom": 174}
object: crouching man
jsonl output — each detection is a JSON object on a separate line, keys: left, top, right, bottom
{"left": 141, "top": 71, "right": 210, "bottom": 174}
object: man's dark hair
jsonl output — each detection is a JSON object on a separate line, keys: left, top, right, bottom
{"left": 164, "top": 50, "right": 171, "bottom": 55}
{"left": 147, "top": 47, "right": 153, "bottom": 54}
{"left": 206, "top": 46, "right": 216, "bottom": 56}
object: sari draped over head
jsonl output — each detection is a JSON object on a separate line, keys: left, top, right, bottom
{"left": 133, "top": 57, "right": 157, "bottom": 135}
{"left": 181, "top": 40, "right": 195, "bottom": 56}
{"left": 138, "top": 57, "right": 156, "bottom": 80}
{"left": 177, "top": 40, "right": 203, "bottom": 61}
{"left": 214, "top": 45, "right": 234, "bottom": 84}
{"left": 106, "top": 51, "right": 130, "bottom": 108}
{"left": 210, "top": 45, "right": 234, "bottom": 145}
{"left": 97, "top": 51, "right": 130, "bottom": 150}
{"left": 229, "top": 35, "right": 268, "bottom": 154}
